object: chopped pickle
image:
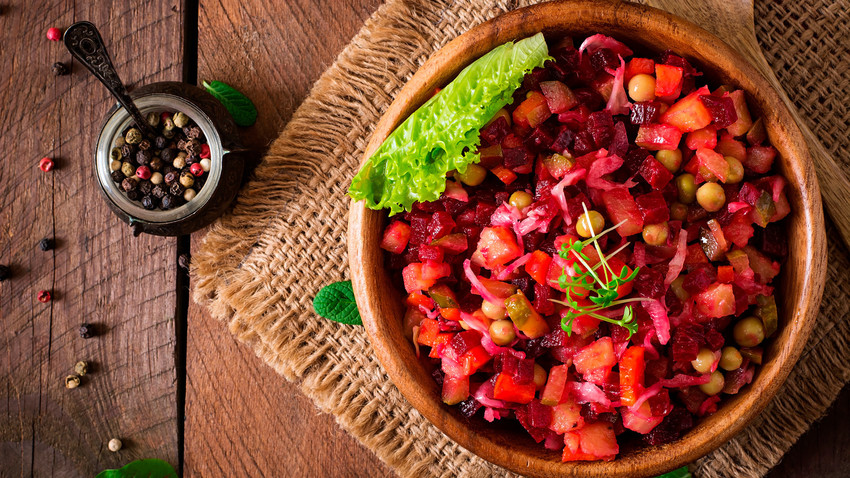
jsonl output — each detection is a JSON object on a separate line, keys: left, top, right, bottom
{"left": 755, "top": 294, "right": 778, "bottom": 337}
{"left": 504, "top": 292, "right": 549, "bottom": 339}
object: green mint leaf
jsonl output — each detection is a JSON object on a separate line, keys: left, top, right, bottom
{"left": 202, "top": 80, "right": 258, "bottom": 127}
{"left": 655, "top": 466, "right": 692, "bottom": 478}
{"left": 96, "top": 459, "right": 177, "bottom": 478}
{"left": 313, "top": 280, "right": 362, "bottom": 325}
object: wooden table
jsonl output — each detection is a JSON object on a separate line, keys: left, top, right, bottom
{"left": 0, "top": 1, "right": 847, "bottom": 476}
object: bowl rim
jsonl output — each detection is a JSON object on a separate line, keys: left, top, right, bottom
{"left": 348, "top": 1, "right": 827, "bottom": 476}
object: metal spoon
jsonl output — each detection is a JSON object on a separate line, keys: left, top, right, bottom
{"left": 63, "top": 21, "right": 157, "bottom": 138}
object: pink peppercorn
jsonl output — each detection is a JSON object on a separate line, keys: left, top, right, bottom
{"left": 189, "top": 163, "right": 204, "bottom": 177}
{"left": 37, "top": 290, "right": 52, "bottom": 303}
{"left": 160, "top": 111, "right": 172, "bottom": 121}
{"left": 199, "top": 143, "right": 211, "bottom": 159}
{"left": 135, "top": 165, "right": 152, "bottom": 180}
{"left": 46, "top": 27, "right": 62, "bottom": 41}
{"left": 39, "top": 157, "right": 54, "bottom": 172}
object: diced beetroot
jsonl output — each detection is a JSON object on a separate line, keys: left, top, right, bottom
{"left": 590, "top": 47, "right": 619, "bottom": 72}
{"left": 704, "top": 327, "right": 725, "bottom": 350}
{"left": 442, "top": 375, "right": 469, "bottom": 405}
{"left": 635, "top": 123, "right": 683, "bottom": 150}
{"left": 683, "top": 265, "right": 716, "bottom": 295}
{"left": 514, "top": 358, "right": 537, "bottom": 385}
{"left": 427, "top": 211, "right": 456, "bottom": 243}
{"left": 715, "top": 132, "right": 747, "bottom": 161}
{"left": 698, "top": 94, "right": 738, "bottom": 128}
{"left": 586, "top": 111, "right": 614, "bottom": 149}
{"left": 525, "top": 125, "right": 557, "bottom": 152}
{"left": 574, "top": 337, "right": 617, "bottom": 376}
{"left": 540, "top": 81, "right": 579, "bottom": 114}
{"left": 418, "top": 244, "right": 445, "bottom": 262}
{"left": 609, "top": 122, "right": 629, "bottom": 159}
{"left": 630, "top": 101, "right": 662, "bottom": 125}
{"left": 450, "top": 330, "right": 483, "bottom": 357}
{"left": 685, "top": 126, "right": 718, "bottom": 151}
{"left": 513, "top": 91, "right": 552, "bottom": 129}
{"left": 661, "top": 86, "right": 712, "bottom": 133}
{"left": 528, "top": 399, "right": 554, "bottom": 429}
{"left": 635, "top": 191, "right": 670, "bottom": 224}
{"left": 634, "top": 265, "right": 665, "bottom": 298}
{"left": 744, "top": 145, "right": 777, "bottom": 174}
{"left": 533, "top": 281, "right": 556, "bottom": 315}
{"left": 590, "top": 71, "right": 614, "bottom": 102}
{"left": 480, "top": 115, "right": 511, "bottom": 146}
{"left": 625, "top": 57, "right": 655, "bottom": 81}
{"left": 639, "top": 155, "right": 674, "bottom": 189}
{"left": 602, "top": 188, "right": 644, "bottom": 236}
{"left": 654, "top": 64, "right": 683, "bottom": 98}
{"left": 724, "top": 90, "right": 753, "bottom": 136}
{"left": 380, "top": 221, "right": 412, "bottom": 254}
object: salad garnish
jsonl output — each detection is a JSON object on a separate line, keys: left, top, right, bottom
{"left": 348, "top": 33, "right": 552, "bottom": 215}
{"left": 552, "top": 204, "right": 648, "bottom": 338}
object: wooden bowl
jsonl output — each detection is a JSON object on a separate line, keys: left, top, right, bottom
{"left": 348, "top": 1, "right": 827, "bottom": 476}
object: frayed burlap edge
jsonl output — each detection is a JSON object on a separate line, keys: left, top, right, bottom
{"left": 192, "top": 0, "right": 850, "bottom": 476}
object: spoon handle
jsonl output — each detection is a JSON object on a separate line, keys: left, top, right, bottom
{"left": 63, "top": 21, "right": 156, "bottom": 138}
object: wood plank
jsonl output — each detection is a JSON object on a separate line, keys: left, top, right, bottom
{"left": 186, "top": 0, "right": 389, "bottom": 476}
{"left": 0, "top": 1, "right": 182, "bottom": 475}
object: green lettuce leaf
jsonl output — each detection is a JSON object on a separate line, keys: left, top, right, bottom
{"left": 348, "top": 33, "right": 551, "bottom": 215}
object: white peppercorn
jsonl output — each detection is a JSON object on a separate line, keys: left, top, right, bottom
{"left": 107, "top": 438, "right": 122, "bottom": 452}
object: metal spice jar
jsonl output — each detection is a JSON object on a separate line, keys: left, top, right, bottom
{"left": 94, "top": 82, "right": 247, "bottom": 236}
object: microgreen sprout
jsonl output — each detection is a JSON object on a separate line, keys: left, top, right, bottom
{"left": 550, "top": 204, "right": 650, "bottom": 338}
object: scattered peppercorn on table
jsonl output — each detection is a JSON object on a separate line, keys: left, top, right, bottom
{"left": 0, "top": 0, "right": 847, "bottom": 477}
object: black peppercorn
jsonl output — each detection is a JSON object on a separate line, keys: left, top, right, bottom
{"left": 110, "top": 170, "right": 124, "bottom": 183}
{"left": 183, "top": 126, "right": 202, "bottom": 139}
{"left": 151, "top": 183, "right": 168, "bottom": 199}
{"left": 139, "top": 180, "right": 153, "bottom": 195}
{"left": 164, "top": 171, "right": 178, "bottom": 185}
{"left": 126, "top": 189, "right": 142, "bottom": 201}
{"left": 138, "top": 139, "right": 151, "bottom": 151}
{"left": 154, "top": 136, "right": 168, "bottom": 150}
{"left": 160, "top": 148, "right": 177, "bottom": 163}
{"left": 141, "top": 195, "right": 156, "bottom": 210}
{"left": 136, "top": 149, "right": 152, "bottom": 165}
{"left": 161, "top": 195, "right": 177, "bottom": 209}
{"left": 162, "top": 165, "right": 177, "bottom": 176}
{"left": 121, "top": 143, "right": 136, "bottom": 159}
{"left": 149, "top": 157, "right": 163, "bottom": 172}
{"left": 121, "top": 178, "right": 138, "bottom": 192}
{"left": 0, "top": 265, "right": 10, "bottom": 282}
{"left": 169, "top": 181, "right": 185, "bottom": 197}
{"left": 178, "top": 253, "right": 190, "bottom": 270}
{"left": 38, "top": 238, "right": 54, "bottom": 251}
{"left": 185, "top": 139, "right": 202, "bottom": 155}
{"left": 52, "top": 62, "right": 69, "bottom": 76}
{"left": 79, "top": 323, "right": 95, "bottom": 339}
{"left": 185, "top": 155, "right": 199, "bottom": 166}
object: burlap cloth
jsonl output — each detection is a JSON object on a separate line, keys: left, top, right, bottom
{"left": 192, "top": 0, "right": 850, "bottom": 476}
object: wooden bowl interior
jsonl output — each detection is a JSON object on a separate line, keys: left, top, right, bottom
{"left": 349, "top": 1, "right": 826, "bottom": 476}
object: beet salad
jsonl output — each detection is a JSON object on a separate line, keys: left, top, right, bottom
{"left": 350, "top": 33, "right": 789, "bottom": 462}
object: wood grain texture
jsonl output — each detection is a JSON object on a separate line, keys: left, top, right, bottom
{"left": 0, "top": 1, "right": 182, "bottom": 476}
{"left": 349, "top": 1, "right": 825, "bottom": 476}
{"left": 185, "top": 0, "right": 389, "bottom": 476}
